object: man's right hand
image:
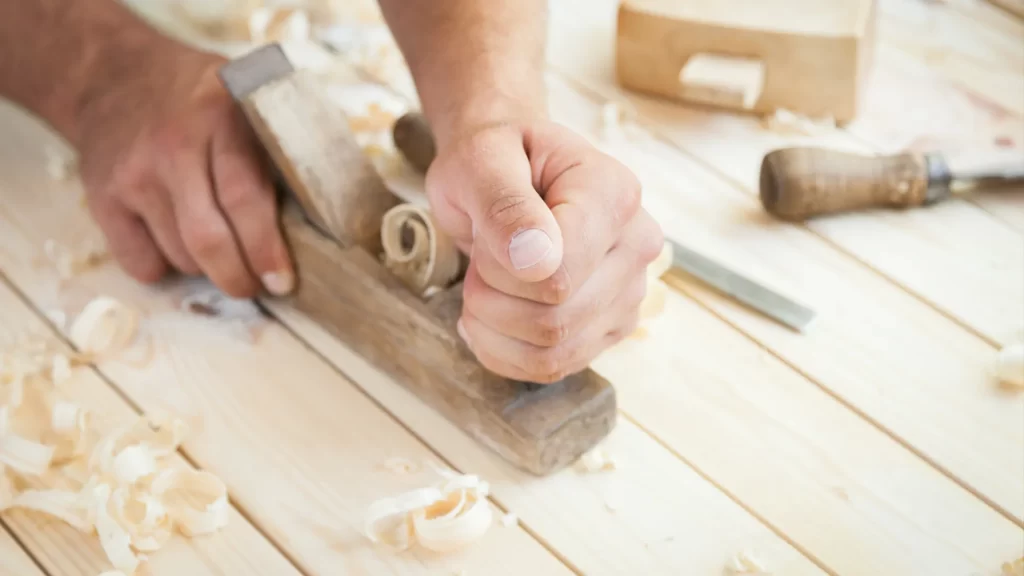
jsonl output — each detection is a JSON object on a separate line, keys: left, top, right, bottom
{"left": 75, "top": 42, "right": 293, "bottom": 298}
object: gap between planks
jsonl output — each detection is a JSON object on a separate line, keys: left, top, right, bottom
{"left": 0, "top": 269, "right": 314, "bottom": 576}
{"left": 0, "top": 520, "right": 50, "bottom": 576}
{"left": 1, "top": 265, "right": 584, "bottom": 576}
{"left": 262, "top": 302, "right": 588, "bottom": 576}
{"left": 661, "top": 272, "right": 1023, "bottom": 528}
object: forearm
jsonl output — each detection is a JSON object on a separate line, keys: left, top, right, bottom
{"left": 378, "top": 0, "right": 548, "bottom": 148}
{"left": 0, "top": 0, "right": 179, "bottom": 147}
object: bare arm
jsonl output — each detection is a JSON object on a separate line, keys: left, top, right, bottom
{"left": 0, "top": 0, "right": 182, "bottom": 146}
{"left": 0, "top": 0, "right": 294, "bottom": 299}
{"left": 377, "top": 0, "right": 548, "bottom": 148}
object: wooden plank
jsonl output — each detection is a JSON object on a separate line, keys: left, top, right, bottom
{"left": 546, "top": 0, "right": 1024, "bottom": 348}
{"left": 543, "top": 71, "right": 1024, "bottom": 527}
{"left": 0, "top": 526, "right": 45, "bottom": 576}
{"left": 270, "top": 303, "right": 826, "bottom": 576}
{"left": 878, "top": 0, "right": 1024, "bottom": 117}
{"left": 280, "top": 54, "right": 1023, "bottom": 573}
{"left": 0, "top": 99, "right": 570, "bottom": 575}
{"left": 0, "top": 281, "right": 305, "bottom": 576}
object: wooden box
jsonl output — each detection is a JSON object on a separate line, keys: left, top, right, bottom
{"left": 614, "top": 0, "right": 877, "bottom": 123}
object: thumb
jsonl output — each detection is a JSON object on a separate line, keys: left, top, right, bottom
{"left": 455, "top": 135, "right": 563, "bottom": 282}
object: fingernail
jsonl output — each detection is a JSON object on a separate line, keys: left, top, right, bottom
{"left": 457, "top": 318, "right": 471, "bottom": 345}
{"left": 509, "top": 229, "right": 552, "bottom": 270}
{"left": 262, "top": 270, "right": 294, "bottom": 296}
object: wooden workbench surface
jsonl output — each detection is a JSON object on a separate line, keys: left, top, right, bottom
{"left": 1, "top": 0, "right": 1021, "bottom": 574}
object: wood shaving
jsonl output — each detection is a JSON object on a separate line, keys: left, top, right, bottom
{"left": 364, "top": 473, "right": 493, "bottom": 553}
{"left": 0, "top": 314, "right": 230, "bottom": 575}
{"left": 380, "top": 204, "right": 462, "bottom": 297}
{"left": 248, "top": 6, "right": 311, "bottom": 44}
{"left": 499, "top": 512, "right": 518, "bottom": 527}
{"left": 576, "top": 448, "right": 618, "bottom": 472}
{"left": 381, "top": 457, "right": 419, "bottom": 475}
{"left": 1003, "top": 557, "right": 1024, "bottom": 576}
{"left": 762, "top": 108, "right": 835, "bottom": 136}
{"left": 69, "top": 296, "right": 139, "bottom": 359}
{"left": 726, "top": 550, "right": 771, "bottom": 575}
{"left": 44, "top": 146, "right": 78, "bottom": 181}
{"left": 995, "top": 342, "right": 1024, "bottom": 389}
{"left": 43, "top": 239, "right": 107, "bottom": 280}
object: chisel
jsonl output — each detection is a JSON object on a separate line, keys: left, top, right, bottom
{"left": 393, "top": 112, "right": 817, "bottom": 333}
{"left": 759, "top": 146, "right": 1024, "bottom": 221}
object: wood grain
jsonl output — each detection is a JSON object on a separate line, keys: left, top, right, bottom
{"left": 547, "top": 0, "right": 1024, "bottom": 347}
{"left": 0, "top": 526, "right": 44, "bottom": 576}
{"left": 0, "top": 98, "right": 573, "bottom": 576}
{"left": 278, "top": 206, "right": 617, "bottom": 476}
{"left": 987, "top": 0, "right": 1024, "bottom": 19}
{"left": 240, "top": 66, "right": 400, "bottom": 251}
{"left": 325, "top": 29, "right": 1024, "bottom": 572}
{"left": 538, "top": 72, "right": 1024, "bottom": 521}
{"left": 0, "top": 280, "right": 304, "bottom": 576}
{"left": 269, "top": 302, "right": 828, "bottom": 576}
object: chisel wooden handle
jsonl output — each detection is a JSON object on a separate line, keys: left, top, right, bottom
{"left": 759, "top": 147, "right": 953, "bottom": 221}
{"left": 392, "top": 112, "right": 436, "bottom": 174}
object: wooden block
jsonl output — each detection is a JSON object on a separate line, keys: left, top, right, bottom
{"left": 278, "top": 206, "right": 617, "bottom": 475}
{"left": 616, "top": 0, "right": 878, "bottom": 122}
{"left": 679, "top": 53, "right": 766, "bottom": 110}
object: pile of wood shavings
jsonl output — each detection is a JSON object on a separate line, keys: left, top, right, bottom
{"left": 0, "top": 296, "right": 230, "bottom": 576}
{"left": 43, "top": 239, "right": 108, "bottom": 280}
{"left": 995, "top": 342, "right": 1024, "bottom": 389}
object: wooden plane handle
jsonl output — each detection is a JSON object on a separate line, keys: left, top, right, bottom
{"left": 239, "top": 67, "right": 400, "bottom": 251}
{"left": 759, "top": 147, "right": 951, "bottom": 221}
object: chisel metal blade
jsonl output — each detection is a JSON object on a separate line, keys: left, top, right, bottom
{"left": 667, "top": 239, "right": 816, "bottom": 333}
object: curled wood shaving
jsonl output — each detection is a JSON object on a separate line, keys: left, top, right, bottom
{"left": 995, "top": 342, "right": 1024, "bottom": 389}
{"left": 43, "top": 239, "right": 107, "bottom": 280}
{"left": 364, "top": 473, "right": 493, "bottom": 553}
{"left": 762, "top": 108, "right": 835, "bottom": 136}
{"left": 69, "top": 297, "right": 139, "bottom": 359}
{"left": 380, "top": 204, "right": 462, "bottom": 296}
{"left": 1003, "top": 557, "right": 1024, "bottom": 576}
{"left": 248, "top": 6, "right": 311, "bottom": 44}
{"left": 0, "top": 305, "right": 230, "bottom": 575}
{"left": 576, "top": 448, "right": 618, "bottom": 472}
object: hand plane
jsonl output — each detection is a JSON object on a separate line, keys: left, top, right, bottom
{"left": 217, "top": 44, "right": 616, "bottom": 476}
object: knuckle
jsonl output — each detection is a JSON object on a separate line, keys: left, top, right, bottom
{"left": 530, "top": 346, "right": 571, "bottom": 382}
{"left": 484, "top": 191, "right": 533, "bottom": 235}
{"left": 534, "top": 306, "right": 569, "bottom": 346}
{"left": 538, "top": 270, "right": 572, "bottom": 305}
{"left": 217, "top": 181, "right": 254, "bottom": 214}
{"left": 614, "top": 166, "right": 643, "bottom": 218}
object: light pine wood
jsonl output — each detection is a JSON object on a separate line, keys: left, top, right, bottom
{"left": 543, "top": 70, "right": 1024, "bottom": 520}
{"left": 539, "top": 73, "right": 1024, "bottom": 568}
{"left": 0, "top": 527, "right": 44, "bottom": 576}
{"left": 548, "top": 0, "right": 1024, "bottom": 348}
{"left": 269, "top": 303, "right": 827, "bottom": 576}
{"left": 878, "top": 0, "right": 1024, "bottom": 117}
{"left": 0, "top": 99, "right": 572, "bottom": 576}
{"left": 615, "top": 0, "right": 876, "bottom": 121}
{"left": 0, "top": 281, "right": 305, "bottom": 576}
{"left": 677, "top": 53, "right": 766, "bottom": 110}
{"left": 318, "top": 29, "right": 1024, "bottom": 572}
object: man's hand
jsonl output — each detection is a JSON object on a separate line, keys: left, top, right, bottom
{"left": 76, "top": 47, "right": 293, "bottom": 298}
{"left": 0, "top": 0, "right": 293, "bottom": 298}
{"left": 427, "top": 121, "right": 664, "bottom": 383}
